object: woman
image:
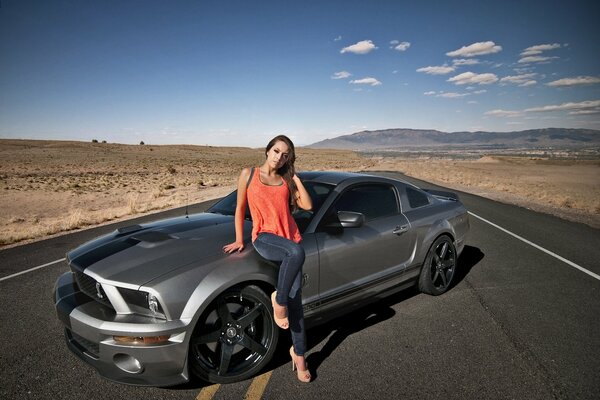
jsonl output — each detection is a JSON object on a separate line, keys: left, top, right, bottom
{"left": 223, "top": 135, "right": 313, "bottom": 383}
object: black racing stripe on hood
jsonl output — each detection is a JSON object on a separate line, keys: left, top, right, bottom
{"left": 68, "top": 213, "right": 233, "bottom": 271}
{"left": 70, "top": 237, "right": 139, "bottom": 270}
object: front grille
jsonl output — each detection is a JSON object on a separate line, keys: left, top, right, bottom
{"left": 67, "top": 329, "right": 100, "bottom": 358}
{"left": 72, "top": 270, "right": 112, "bottom": 308}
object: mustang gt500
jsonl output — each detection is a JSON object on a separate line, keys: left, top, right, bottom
{"left": 54, "top": 171, "right": 469, "bottom": 386}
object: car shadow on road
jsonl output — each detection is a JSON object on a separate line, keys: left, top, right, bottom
{"left": 452, "top": 245, "right": 484, "bottom": 290}
{"left": 175, "top": 245, "right": 484, "bottom": 389}
{"left": 304, "top": 301, "right": 399, "bottom": 380}
{"left": 291, "top": 286, "right": 420, "bottom": 381}
{"left": 296, "top": 245, "right": 484, "bottom": 381}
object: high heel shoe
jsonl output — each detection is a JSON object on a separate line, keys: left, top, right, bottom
{"left": 271, "top": 292, "right": 289, "bottom": 329}
{"left": 289, "top": 346, "right": 311, "bottom": 383}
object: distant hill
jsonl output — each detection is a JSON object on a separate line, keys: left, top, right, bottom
{"left": 306, "top": 128, "right": 600, "bottom": 150}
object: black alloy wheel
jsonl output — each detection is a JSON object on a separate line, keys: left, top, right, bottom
{"left": 418, "top": 235, "right": 457, "bottom": 296}
{"left": 189, "top": 285, "right": 278, "bottom": 383}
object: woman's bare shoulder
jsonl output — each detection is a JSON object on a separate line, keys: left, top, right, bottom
{"left": 240, "top": 166, "right": 253, "bottom": 177}
{"left": 237, "top": 167, "right": 255, "bottom": 183}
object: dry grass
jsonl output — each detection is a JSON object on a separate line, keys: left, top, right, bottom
{"left": 0, "top": 139, "right": 374, "bottom": 247}
{"left": 1, "top": 139, "right": 598, "bottom": 248}
{"left": 365, "top": 155, "right": 600, "bottom": 228}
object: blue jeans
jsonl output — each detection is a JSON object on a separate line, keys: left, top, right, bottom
{"left": 253, "top": 232, "right": 306, "bottom": 356}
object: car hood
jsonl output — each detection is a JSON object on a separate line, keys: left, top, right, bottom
{"left": 67, "top": 212, "right": 248, "bottom": 288}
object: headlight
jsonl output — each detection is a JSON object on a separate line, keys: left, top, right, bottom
{"left": 148, "top": 294, "right": 159, "bottom": 314}
{"left": 119, "top": 288, "right": 166, "bottom": 319}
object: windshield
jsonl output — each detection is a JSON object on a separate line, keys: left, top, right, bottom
{"left": 207, "top": 181, "right": 334, "bottom": 233}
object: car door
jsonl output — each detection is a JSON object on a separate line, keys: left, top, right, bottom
{"left": 314, "top": 183, "right": 415, "bottom": 304}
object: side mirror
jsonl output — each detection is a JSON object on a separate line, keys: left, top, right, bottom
{"left": 337, "top": 211, "right": 365, "bottom": 228}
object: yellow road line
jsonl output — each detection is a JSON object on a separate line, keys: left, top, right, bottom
{"left": 196, "top": 384, "right": 221, "bottom": 400}
{"left": 244, "top": 371, "right": 273, "bottom": 400}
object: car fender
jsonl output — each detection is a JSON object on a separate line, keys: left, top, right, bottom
{"left": 179, "top": 251, "right": 277, "bottom": 324}
{"left": 420, "top": 218, "right": 456, "bottom": 261}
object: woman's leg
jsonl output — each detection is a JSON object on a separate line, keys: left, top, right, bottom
{"left": 287, "top": 270, "right": 306, "bottom": 356}
{"left": 253, "top": 233, "right": 305, "bottom": 306}
{"left": 253, "top": 233, "right": 306, "bottom": 355}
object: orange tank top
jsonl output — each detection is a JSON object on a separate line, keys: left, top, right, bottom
{"left": 247, "top": 168, "right": 302, "bottom": 243}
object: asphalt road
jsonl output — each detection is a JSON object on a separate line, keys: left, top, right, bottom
{"left": 1, "top": 171, "right": 599, "bottom": 400}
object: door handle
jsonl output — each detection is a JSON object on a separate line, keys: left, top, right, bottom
{"left": 393, "top": 225, "right": 408, "bottom": 235}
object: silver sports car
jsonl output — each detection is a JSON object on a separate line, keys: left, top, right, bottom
{"left": 54, "top": 171, "right": 469, "bottom": 386}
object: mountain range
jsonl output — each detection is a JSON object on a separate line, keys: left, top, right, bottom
{"left": 306, "top": 128, "right": 600, "bottom": 150}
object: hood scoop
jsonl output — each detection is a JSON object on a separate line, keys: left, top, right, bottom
{"left": 117, "top": 224, "right": 144, "bottom": 235}
{"left": 130, "top": 231, "right": 175, "bottom": 248}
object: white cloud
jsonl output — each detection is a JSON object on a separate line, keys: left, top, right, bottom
{"left": 334, "top": 35, "right": 342, "bottom": 41}
{"left": 569, "top": 109, "right": 600, "bottom": 115}
{"left": 467, "top": 100, "right": 478, "bottom": 104}
{"left": 453, "top": 58, "right": 480, "bottom": 66}
{"left": 472, "top": 89, "right": 487, "bottom": 94}
{"left": 518, "top": 56, "right": 558, "bottom": 64}
{"left": 484, "top": 109, "right": 523, "bottom": 118}
{"left": 391, "top": 41, "right": 410, "bottom": 51}
{"left": 514, "top": 67, "right": 535, "bottom": 74}
{"left": 525, "top": 100, "right": 600, "bottom": 113}
{"left": 484, "top": 100, "right": 600, "bottom": 119}
{"left": 349, "top": 77, "right": 382, "bottom": 86}
{"left": 546, "top": 76, "right": 600, "bottom": 87}
{"left": 424, "top": 90, "right": 480, "bottom": 99}
{"left": 437, "top": 92, "right": 469, "bottom": 98}
{"left": 341, "top": 40, "right": 377, "bottom": 54}
{"left": 448, "top": 72, "right": 498, "bottom": 85}
{"left": 520, "top": 43, "right": 561, "bottom": 56}
{"left": 500, "top": 73, "right": 538, "bottom": 86}
{"left": 500, "top": 73, "right": 536, "bottom": 83}
{"left": 520, "top": 80, "right": 537, "bottom": 87}
{"left": 331, "top": 71, "right": 352, "bottom": 80}
{"left": 446, "top": 41, "right": 502, "bottom": 57}
{"left": 416, "top": 65, "right": 455, "bottom": 75}
{"left": 484, "top": 99, "right": 600, "bottom": 120}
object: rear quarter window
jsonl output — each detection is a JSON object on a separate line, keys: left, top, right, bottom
{"left": 406, "top": 187, "right": 431, "bottom": 209}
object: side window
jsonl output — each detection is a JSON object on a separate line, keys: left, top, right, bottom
{"left": 406, "top": 187, "right": 430, "bottom": 209}
{"left": 334, "top": 184, "right": 398, "bottom": 221}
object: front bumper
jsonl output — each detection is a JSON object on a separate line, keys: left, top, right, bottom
{"left": 54, "top": 272, "right": 191, "bottom": 386}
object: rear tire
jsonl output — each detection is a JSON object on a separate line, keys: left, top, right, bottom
{"left": 418, "top": 235, "right": 457, "bottom": 296}
{"left": 189, "top": 285, "right": 278, "bottom": 383}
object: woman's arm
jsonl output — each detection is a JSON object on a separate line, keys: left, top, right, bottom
{"left": 293, "top": 174, "right": 313, "bottom": 211}
{"left": 223, "top": 167, "right": 252, "bottom": 253}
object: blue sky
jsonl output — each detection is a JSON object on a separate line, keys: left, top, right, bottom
{"left": 1, "top": 0, "right": 599, "bottom": 147}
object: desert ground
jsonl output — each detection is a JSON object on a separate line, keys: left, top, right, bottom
{"left": 0, "top": 139, "right": 598, "bottom": 248}
{"left": 364, "top": 155, "right": 599, "bottom": 228}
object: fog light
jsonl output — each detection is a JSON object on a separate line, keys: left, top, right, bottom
{"left": 113, "top": 335, "right": 170, "bottom": 345}
{"left": 113, "top": 353, "right": 143, "bottom": 374}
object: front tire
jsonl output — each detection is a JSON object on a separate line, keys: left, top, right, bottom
{"left": 189, "top": 285, "right": 278, "bottom": 383}
{"left": 418, "top": 235, "right": 457, "bottom": 296}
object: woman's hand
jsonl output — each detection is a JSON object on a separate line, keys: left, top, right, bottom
{"left": 292, "top": 174, "right": 313, "bottom": 211}
{"left": 223, "top": 241, "right": 245, "bottom": 253}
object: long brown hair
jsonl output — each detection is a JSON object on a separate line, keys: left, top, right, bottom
{"left": 266, "top": 135, "right": 298, "bottom": 211}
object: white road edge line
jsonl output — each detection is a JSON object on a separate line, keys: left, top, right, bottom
{"left": 0, "top": 258, "right": 66, "bottom": 283}
{"left": 468, "top": 211, "right": 600, "bottom": 282}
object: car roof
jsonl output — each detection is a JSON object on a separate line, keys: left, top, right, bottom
{"left": 298, "top": 170, "right": 376, "bottom": 185}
